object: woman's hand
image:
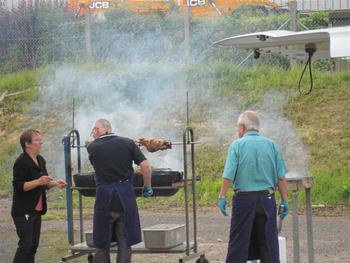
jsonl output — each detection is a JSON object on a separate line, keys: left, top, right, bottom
{"left": 55, "top": 179, "right": 67, "bottom": 189}
{"left": 37, "top": 175, "right": 53, "bottom": 186}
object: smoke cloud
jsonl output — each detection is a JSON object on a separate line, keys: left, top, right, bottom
{"left": 26, "top": 15, "right": 309, "bottom": 180}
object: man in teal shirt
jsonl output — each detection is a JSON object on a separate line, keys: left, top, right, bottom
{"left": 218, "top": 111, "right": 288, "bottom": 263}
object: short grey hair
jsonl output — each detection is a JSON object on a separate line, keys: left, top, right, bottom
{"left": 237, "top": 111, "right": 260, "bottom": 131}
{"left": 94, "top": 118, "right": 112, "bottom": 133}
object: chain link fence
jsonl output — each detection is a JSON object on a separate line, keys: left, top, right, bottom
{"left": 0, "top": 2, "right": 349, "bottom": 73}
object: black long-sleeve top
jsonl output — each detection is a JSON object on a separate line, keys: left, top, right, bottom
{"left": 11, "top": 152, "right": 48, "bottom": 217}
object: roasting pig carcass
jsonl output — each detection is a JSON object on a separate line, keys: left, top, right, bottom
{"left": 135, "top": 138, "right": 172, "bottom": 152}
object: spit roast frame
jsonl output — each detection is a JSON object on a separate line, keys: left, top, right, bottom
{"left": 60, "top": 127, "right": 208, "bottom": 263}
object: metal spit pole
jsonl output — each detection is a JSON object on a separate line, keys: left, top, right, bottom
{"left": 183, "top": 128, "right": 190, "bottom": 256}
{"left": 171, "top": 141, "right": 200, "bottom": 146}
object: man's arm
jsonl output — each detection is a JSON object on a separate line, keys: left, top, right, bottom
{"left": 220, "top": 143, "right": 238, "bottom": 198}
{"left": 278, "top": 177, "right": 288, "bottom": 200}
{"left": 219, "top": 178, "right": 233, "bottom": 197}
{"left": 139, "top": 160, "right": 152, "bottom": 186}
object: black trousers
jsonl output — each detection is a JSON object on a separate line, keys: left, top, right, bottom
{"left": 94, "top": 211, "right": 131, "bottom": 263}
{"left": 12, "top": 212, "right": 41, "bottom": 263}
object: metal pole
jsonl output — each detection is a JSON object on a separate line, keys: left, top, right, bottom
{"left": 189, "top": 128, "right": 198, "bottom": 253}
{"left": 73, "top": 131, "right": 84, "bottom": 243}
{"left": 292, "top": 191, "right": 300, "bottom": 263}
{"left": 305, "top": 188, "right": 314, "bottom": 263}
{"left": 64, "top": 130, "right": 82, "bottom": 245}
{"left": 186, "top": 92, "right": 190, "bottom": 127}
{"left": 184, "top": 3, "right": 190, "bottom": 59}
{"left": 79, "top": 193, "right": 84, "bottom": 242}
{"left": 85, "top": 6, "right": 92, "bottom": 60}
{"left": 183, "top": 129, "right": 190, "bottom": 256}
{"left": 289, "top": 0, "right": 297, "bottom": 31}
{"left": 72, "top": 98, "right": 75, "bottom": 130}
{"left": 63, "top": 135, "right": 74, "bottom": 245}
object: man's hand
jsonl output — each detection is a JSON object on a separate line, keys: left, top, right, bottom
{"left": 55, "top": 179, "right": 67, "bottom": 189}
{"left": 279, "top": 200, "right": 289, "bottom": 220}
{"left": 218, "top": 196, "right": 228, "bottom": 216}
{"left": 37, "top": 175, "right": 53, "bottom": 186}
{"left": 142, "top": 185, "right": 153, "bottom": 198}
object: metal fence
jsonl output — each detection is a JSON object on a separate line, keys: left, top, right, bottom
{"left": 271, "top": 0, "right": 350, "bottom": 11}
{"left": 0, "top": 3, "right": 349, "bottom": 74}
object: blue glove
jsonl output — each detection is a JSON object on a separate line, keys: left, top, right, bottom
{"left": 142, "top": 185, "right": 153, "bottom": 198}
{"left": 218, "top": 196, "right": 228, "bottom": 216}
{"left": 279, "top": 200, "right": 289, "bottom": 220}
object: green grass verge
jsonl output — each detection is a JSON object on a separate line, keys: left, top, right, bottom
{"left": 1, "top": 64, "right": 350, "bottom": 207}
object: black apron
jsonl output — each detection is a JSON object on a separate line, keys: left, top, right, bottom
{"left": 226, "top": 194, "right": 279, "bottom": 263}
{"left": 93, "top": 181, "right": 141, "bottom": 249}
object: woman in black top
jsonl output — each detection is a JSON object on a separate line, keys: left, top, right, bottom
{"left": 12, "top": 129, "right": 66, "bottom": 263}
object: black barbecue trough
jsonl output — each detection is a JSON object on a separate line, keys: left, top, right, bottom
{"left": 73, "top": 168, "right": 183, "bottom": 197}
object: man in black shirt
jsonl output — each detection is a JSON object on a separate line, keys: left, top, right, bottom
{"left": 87, "top": 118, "right": 152, "bottom": 263}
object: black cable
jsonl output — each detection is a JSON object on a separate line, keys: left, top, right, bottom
{"left": 298, "top": 50, "right": 314, "bottom": 95}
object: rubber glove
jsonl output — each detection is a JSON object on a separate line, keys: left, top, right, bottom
{"left": 279, "top": 200, "right": 289, "bottom": 220}
{"left": 142, "top": 185, "right": 153, "bottom": 198}
{"left": 218, "top": 196, "right": 228, "bottom": 216}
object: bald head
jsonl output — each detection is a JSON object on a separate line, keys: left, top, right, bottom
{"left": 237, "top": 111, "right": 259, "bottom": 137}
{"left": 92, "top": 118, "right": 112, "bottom": 139}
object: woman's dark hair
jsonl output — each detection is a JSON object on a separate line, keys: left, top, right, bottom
{"left": 20, "top": 129, "right": 41, "bottom": 152}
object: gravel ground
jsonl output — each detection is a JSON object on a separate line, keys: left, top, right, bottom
{"left": 1, "top": 199, "right": 349, "bottom": 263}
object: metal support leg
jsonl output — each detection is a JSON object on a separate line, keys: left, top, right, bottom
{"left": 305, "top": 188, "right": 314, "bottom": 263}
{"left": 63, "top": 135, "right": 74, "bottom": 245}
{"left": 183, "top": 129, "right": 190, "bottom": 256}
{"left": 190, "top": 130, "right": 198, "bottom": 254}
{"left": 292, "top": 191, "right": 300, "bottom": 263}
{"left": 79, "top": 193, "right": 84, "bottom": 243}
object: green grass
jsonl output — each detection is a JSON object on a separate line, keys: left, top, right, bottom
{"left": 189, "top": 63, "right": 350, "bottom": 205}
{"left": 0, "top": 69, "right": 46, "bottom": 194}
{"left": 1, "top": 64, "right": 350, "bottom": 207}
{"left": 0, "top": 69, "right": 42, "bottom": 92}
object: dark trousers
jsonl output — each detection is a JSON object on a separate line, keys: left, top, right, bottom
{"left": 94, "top": 211, "right": 131, "bottom": 263}
{"left": 12, "top": 212, "right": 41, "bottom": 263}
{"left": 226, "top": 194, "right": 278, "bottom": 263}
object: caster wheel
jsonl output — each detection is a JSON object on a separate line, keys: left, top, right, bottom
{"left": 196, "top": 257, "right": 209, "bottom": 263}
{"left": 88, "top": 254, "right": 94, "bottom": 263}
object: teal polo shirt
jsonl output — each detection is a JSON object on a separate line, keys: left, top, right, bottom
{"left": 223, "top": 131, "right": 287, "bottom": 191}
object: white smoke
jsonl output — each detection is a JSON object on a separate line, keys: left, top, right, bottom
{"left": 24, "top": 16, "right": 309, "bottom": 180}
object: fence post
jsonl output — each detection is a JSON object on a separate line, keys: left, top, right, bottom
{"left": 85, "top": 6, "right": 92, "bottom": 60}
{"left": 184, "top": 2, "right": 190, "bottom": 60}
{"left": 289, "top": 0, "right": 297, "bottom": 31}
